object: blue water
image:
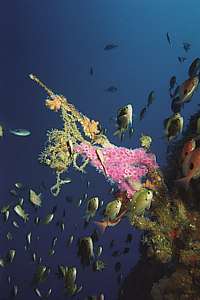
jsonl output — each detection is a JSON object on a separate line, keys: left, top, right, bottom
{"left": 1, "top": 0, "right": 200, "bottom": 299}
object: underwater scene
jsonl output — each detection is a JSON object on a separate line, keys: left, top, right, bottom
{"left": 1, "top": 0, "right": 200, "bottom": 299}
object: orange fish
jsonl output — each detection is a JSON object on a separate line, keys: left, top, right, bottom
{"left": 180, "top": 139, "right": 196, "bottom": 176}
{"left": 181, "top": 139, "right": 196, "bottom": 163}
{"left": 179, "top": 76, "right": 199, "bottom": 103}
{"left": 171, "top": 76, "right": 199, "bottom": 113}
{"left": 176, "top": 148, "right": 200, "bottom": 189}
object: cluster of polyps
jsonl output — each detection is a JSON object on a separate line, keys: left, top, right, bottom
{"left": 74, "top": 143, "right": 158, "bottom": 197}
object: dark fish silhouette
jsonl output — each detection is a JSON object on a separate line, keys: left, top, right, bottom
{"left": 147, "top": 90, "right": 155, "bottom": 107}
{"left": 114, "top": 262, "right": 121, "bottom": 272}
{"left": 178, "top": 56, "right": 187, "bottom": 63}
{"left": 105, "top": 86, "right": 118, "bottom": 92}
{"left": 90, "top": 67, "right": 93, "bottom": 76}
{"left": 139, "top": 107, "right": 147, "bottom": 120}
{"left": 104, "top": 44, "right": 118, "bottom": 50}
{"left": 183, "top": 42, "right": 191, "bottom": 52}
{"left": 169, "top": 76, "right": 177, "bottom": 96}
{"left": 166, "top": 32, "right": 171, "bottom": 46}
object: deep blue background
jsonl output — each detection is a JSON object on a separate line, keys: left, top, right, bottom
{"left": 0, "top": 1, "right": 200, "bottom": 299}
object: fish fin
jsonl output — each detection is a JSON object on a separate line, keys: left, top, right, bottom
{"left": 94, "top": 221, "right": 108, "bottom": 234}
{"left": 175, "top": 176, "right": 191, "bottom": 190}
{"left": 129, "top": 127, "right": 135, "bottom": 138}
{"left": 171, "top": 98, "right": 182, "bottom": 113}
{"left": 113, "top": 129, "right": 124, "bottom": 141}
{"left": 113, "top": 129, "right": 120, "bottom": 136}
{"left": 83, "top": 213, "right": 90, "bottom": 223}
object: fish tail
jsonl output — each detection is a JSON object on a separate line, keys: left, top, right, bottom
{"left": 84, "top": 213, "right": 90, "bottom": 223}
{"left": 113, "top": 129, "right": 124, "bottom": 141}
{"left": 94, "top": 220, "right": 108, "bottom": 233}
{"left": 113, "top": 129, "right": 121, "bottom": 137}
{"left": 171, "top": 98, "right": 182, "bottom": 113}
{"left": 175, "top": 176, "right": 191, "bottom": 190}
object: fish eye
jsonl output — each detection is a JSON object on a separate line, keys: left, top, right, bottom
{"left": 190, "top": 163, "right": 194, "bottom": 170}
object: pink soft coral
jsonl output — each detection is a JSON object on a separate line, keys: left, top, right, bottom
{"left": 74, "top": 143, "right": 158, "bottom": 197}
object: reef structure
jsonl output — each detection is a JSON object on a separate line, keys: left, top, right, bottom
{"left": 30, "top": 75, "right": 200, "bottom": 300}
{"left": 30, "top": 74, "right": 158, "bottom": 200}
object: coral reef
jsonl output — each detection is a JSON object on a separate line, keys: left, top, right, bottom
{"left": 75, "top": 142, "right": 158, "bottom": 197}
{"left": 30, "top": 74, "right": 111, "bottom": 195}
{"left": 30, "top": 74, "right": 158, "bottom": 201}
{"left": 30, "top": 75, "right": 200, "bottom": 300}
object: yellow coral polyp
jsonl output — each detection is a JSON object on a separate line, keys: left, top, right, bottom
{"left": 45, "top": 96, "right": 62, "bottom": 112}
{"left": 79, "top": 117, "right": 100, "bottom": 139}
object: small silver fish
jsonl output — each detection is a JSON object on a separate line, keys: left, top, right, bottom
{"left": 12, "top": 221, "right": 20, "bottom": 228}
{"left": 14, "top": 205, "right": 29, "bottom": 222}
{"left": 43, "top": 213, "right": 54, "bottom": 224}
{"left": 34, "top": 288, "right": 42, "bottom": 298}
{"left": 96, "top": 246, "right": 103, "bottom": 257}
{"left": 52, "top": 237, "right": 58, "bottom": 248}
{"left": 13, "top": 285, "right": 18, "bottom": 297}
{"left": 15, "top": 182, "right": 23, "bottom": 189}
{"left": 67, "top": 235, "right": 74, "bottom": 246}
{"left": 10, "top": 129, "right": 31, "bottom": 136}
{"left": 26, "top": 232, "right": 32, "bottom": 245}
{"left": 29, "top": 189, "right": 42, "bottom": 207}
{"left": 46, "top": 288, "right": 52, "bottom": 297}
{"left": 7, "top": 249, "right": 16, "bottom": 263}
{"left": 0, "top": 125, "right": 3, "bottom": 137}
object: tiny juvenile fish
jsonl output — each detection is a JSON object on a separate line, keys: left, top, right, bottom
{"left": 14, "top": 205, "right": 29, "bottom": 222}
{"left": 104, "top": 44, "right": 118, "bottom": 50}
{"left": 166, "top": 32, "right": 171, "bottom": 47}
{"left": 90, "top": 67, "right": 94, "bottom": 76}
{"left": 7, "top": 249, "right": 16, "bottom": 263}
{"left": 43, "top": 213, "right": 54, "bottom": 224}
{"left": 183, "top": 42, "right": 191, "bottom": 52}
{"left": 147, "top": 90, "right": 155, "bottom": 107}
{"left": 178, "top": 56, "right": 187, "bottom": 63}
{"left": 139, "top": 107, "right": 147, "bottom": 120}
{"left": 96, "top": 246, "right": 103, "bottom": 258}
{"left": 169, "top": 76, "right": 176, "bottom": 94}
{"left": 0, "top": 124, "right": 3, "bottom": 137}
{"left": 29, "top": 189, "right": 42, "bottom": 207}
{"left": 15, "top": 182, "right": 23, "bottom": 189}
{"left": 34, "top": 288, "right": 42, "bottom": 298}
{"left": 105, "top": 86, "right": 118, "bottom": 92}
{"left": 93, "top": 259, "right": 106, "bottom": 272}
{"left": 67, "top": 235, "right": 74, "bottom": 246}
{"left": 33, "top": 265, "right": 50, "bottom": 285}
{"left": 12, "top": 285, "right": 18, "bottom": 297}
{"left": 12, "top": 221, "right": 20, "bottom": 228}
{"left": 26, "top": 232, "right": 32, "bottom": 245}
